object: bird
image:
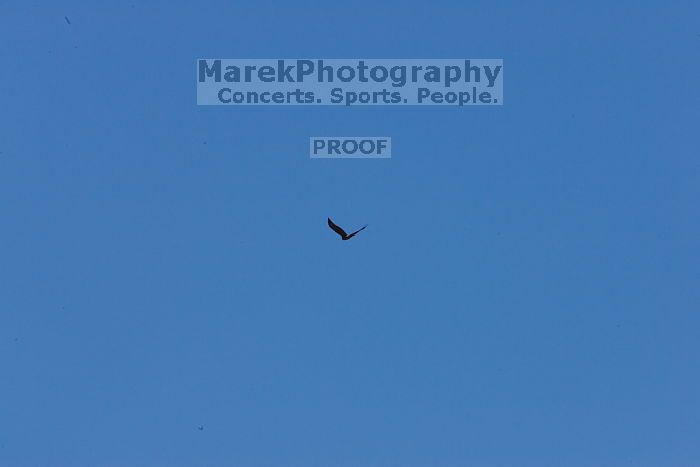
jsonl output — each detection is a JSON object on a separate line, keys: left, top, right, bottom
{"left": 327, "top": 218, "right": 367, "bottom": 241}
{"left": 64, "top": 16, "right": 71, "bottom": 25}
{"left": 197, "top": 425, "right": 204, "bottom": 431}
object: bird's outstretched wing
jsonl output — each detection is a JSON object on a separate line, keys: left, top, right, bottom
{"left": 346, "top": 225, "right": 368, "bottom": 240}
{"left": 328, "top": 218, "right": 348, "bottom": 238}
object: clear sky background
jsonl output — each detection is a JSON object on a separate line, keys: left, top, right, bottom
{"left": 1, "top": 1, "right": 699, "bottom": 466}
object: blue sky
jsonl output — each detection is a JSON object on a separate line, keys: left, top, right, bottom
{"left": 1, "top": 1, "right": 699, "bottom": 466}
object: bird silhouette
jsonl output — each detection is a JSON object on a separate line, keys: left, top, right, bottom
{"left": 328, "top": 218, "right": 367, "bottom": 240}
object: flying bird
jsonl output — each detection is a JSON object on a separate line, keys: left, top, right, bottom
{"left": 328, "top": 218, "right": 367, "bottom": 241}
{"left": 64, "top": 16, "right": 71, "bottom": 25}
